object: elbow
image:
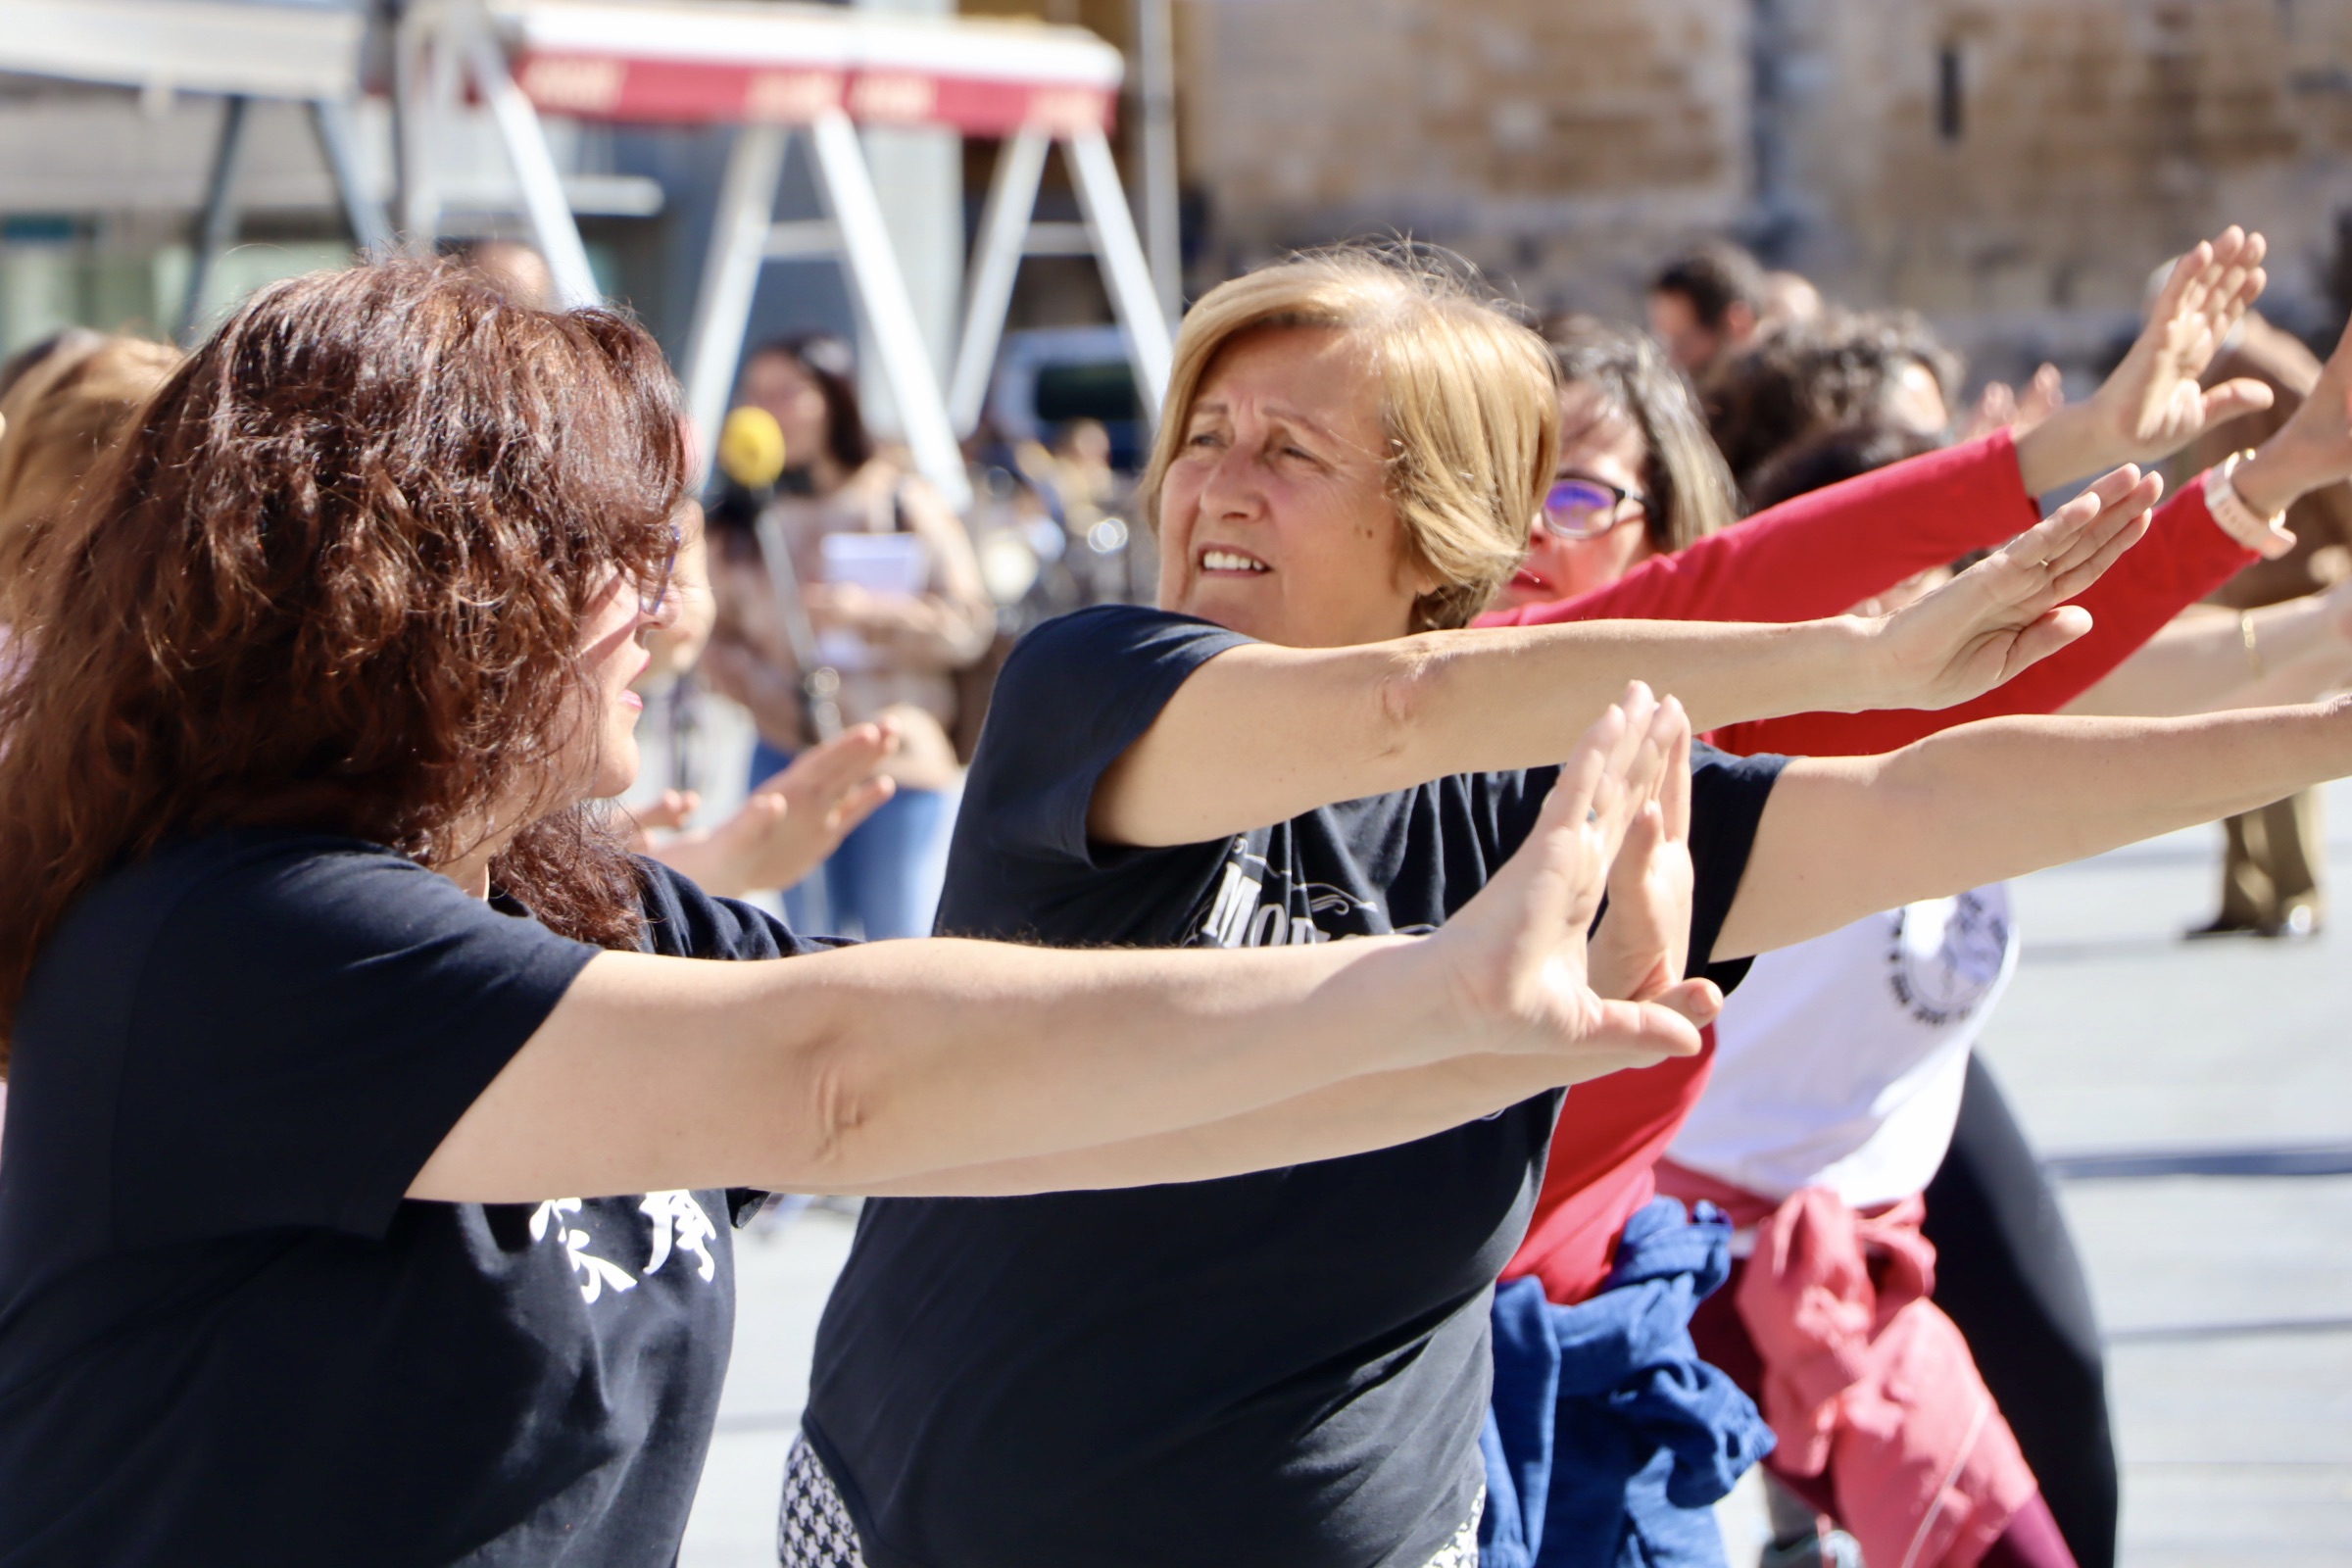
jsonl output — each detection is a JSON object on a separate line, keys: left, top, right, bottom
{"left": 1369, "top": 640, "right": 1446, "bottom": 773}
{"left": 777, "top": 1025, "right": 882, "bottom": 1191}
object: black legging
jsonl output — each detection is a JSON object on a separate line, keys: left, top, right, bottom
{"left": 1921, "top": 1054, "right": 2118, "bottom": 1568}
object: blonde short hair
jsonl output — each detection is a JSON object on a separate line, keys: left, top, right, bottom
{"left": 1142, "top": 246, "right": 1558, "bottom": 631}
{"left": 0, "top": 332, "right": 181, "bottom": 614}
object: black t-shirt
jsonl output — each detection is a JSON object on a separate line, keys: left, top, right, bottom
{"left": 0, "top": 831, "right": 824, "bottom": 1566}
{"left": 805, "top": 605, "right": 1787, "bottom": 1568}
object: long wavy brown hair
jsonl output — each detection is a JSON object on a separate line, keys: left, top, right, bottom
{"left": 0, "top": 261, "right": 686, "bottom": 1067}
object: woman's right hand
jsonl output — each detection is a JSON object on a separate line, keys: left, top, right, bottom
{"left": 1426, "top": 683, "right": 1716, "bottom": 1083}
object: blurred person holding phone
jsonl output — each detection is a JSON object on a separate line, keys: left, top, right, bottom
{"left": 702, "top": 336, "right": 994, "bottom": 937}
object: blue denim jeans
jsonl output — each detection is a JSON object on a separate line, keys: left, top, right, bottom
{"left": 751, "top": 740, "right": 952, "bottom": 940}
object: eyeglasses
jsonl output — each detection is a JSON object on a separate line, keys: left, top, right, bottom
{"left": 1541, "top": 473, "right": 1648, "bottom": 541}
{"left": 639, "top": 524, "right": 681, "bottom": 616}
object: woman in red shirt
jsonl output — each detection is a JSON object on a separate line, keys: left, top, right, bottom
{"left": 1481, "top": 229, "right": 2352, "bottom": 1567}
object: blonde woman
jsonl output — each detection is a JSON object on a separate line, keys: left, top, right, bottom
{"left": 784, "top": 246, "right": 2352, "bottom": 1568}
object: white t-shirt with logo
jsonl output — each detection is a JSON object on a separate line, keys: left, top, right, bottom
{"left": 1667, "top": 885, "right": 2018, "bottom": 1208}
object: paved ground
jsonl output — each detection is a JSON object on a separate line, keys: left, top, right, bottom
{"left": 670, "top": 740, "right": 2352, "bottom": 1565}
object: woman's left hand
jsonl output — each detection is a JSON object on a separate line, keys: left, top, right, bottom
{"left": 1866, "top": 464, "right": 2163, "bottom": 710}
{"left": 1587, "top": 701, "right": 1695, "bottom": 1004}
{"left": 1432, "top": 683, "right": 1719, "bottom": 1080}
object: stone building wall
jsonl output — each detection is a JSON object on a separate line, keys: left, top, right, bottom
{"left": 1176, "top": 0, "right": 1750, "bottom": 319}
{"left": 1167, "top": 0, "right": 2352, "bottom": 379}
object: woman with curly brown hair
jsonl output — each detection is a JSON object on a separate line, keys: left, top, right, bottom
{"left": 0, "top": 260, "right": 1726, "bottom": 1565}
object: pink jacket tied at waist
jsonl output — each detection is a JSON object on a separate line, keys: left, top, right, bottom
{"left": 1738, "top": 1188, "right": 2037, "bottom": 1568}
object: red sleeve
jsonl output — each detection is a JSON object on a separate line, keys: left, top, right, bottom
{"left": 1474, "top": 431, "right": 2039, "bottom": 628}
{"left": 1710, "top": 482, "right": 2256, "bottom": 759}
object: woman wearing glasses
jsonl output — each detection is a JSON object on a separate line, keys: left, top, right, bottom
{"left": 1483, "top": 318, "right": 1741, "bottom": 617}
{"left": 0, "top": 261, "right": 1743, "bottom": 1566}
{"left": 1476, "top": 239, "right": 2352, "bottom": 1564}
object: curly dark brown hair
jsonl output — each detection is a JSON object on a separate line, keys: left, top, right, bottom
{"left": 0, "top": 260, "right": 687, "bottom": 1065}
{"left": 1702, "top": 309, "right": 1963, "bottom": 498}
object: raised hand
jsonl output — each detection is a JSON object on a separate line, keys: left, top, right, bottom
{"left": 1430, "top": 683, "right": 1715, "bottom": 1085}
{"left": 639, "top": 721, "right": 900, "bottom": 896}
{"left": 2233, "top": 310, "right": 2352, "bottom": 524}
{"left": 1587, "top": 700, "right": 1696, "bottom": 1004}
{"left": 1870, "top": 464, "right": 2165, "bottom": 710}
{"left": 2016, "top": 227, "right": 2274, "bottom": 491}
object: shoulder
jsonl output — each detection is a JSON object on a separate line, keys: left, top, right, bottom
{"left": 632, "top": 857, "right": 845, "bottom": 961}
{"left": 1003, "top": 604, "right": 1250, "bottom": 682}
{"left": 1690, "top": 740, "right": 1788, "bottom": 797}
{"left": 22, "top": 828, "right": 596, "bottom": 1080}
{"left": 70, "top": 831, "right": 491, "bottom": 960}
{"left": 979, "top": 606, "right": 1251, "bottom": 772}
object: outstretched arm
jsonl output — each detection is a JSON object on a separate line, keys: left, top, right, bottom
{"left": 411, "top": 689, "right": 1706, "bottom": 1202}
{"left": 1715, "top": 697, "right": 2352, "bottom": 960}
{"left": 1096, "top": 469, "right": 2158, "bottom": 847}
{"left": 1716, "top": 298, "right": 2352, "bottom": 755}
{"left": 837, "top": 692, "right": 1718, "bottom": 1196}
{"left": 1482, "top": 226, "right": 2272, "bottom": 634}
{"left": 2064, "top": 583, "right": 2352, "bottom": 718}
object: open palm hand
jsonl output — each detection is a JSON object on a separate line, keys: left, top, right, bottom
{"left": 1433, "top": 684, "right": 1716, "bottom": 1086}
{"left": 1873, "top": 465, "right": 2164, "bottom": 710}
{"left": 2094, "top": 226, "right": 2273, "bottom": 462}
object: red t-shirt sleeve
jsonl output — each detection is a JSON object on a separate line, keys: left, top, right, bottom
{"left": 1474, "top": 431, "right": 2039, "bottom": 629}
{"left": 1709, "top": 481, "right": 2256, "bottom": 759}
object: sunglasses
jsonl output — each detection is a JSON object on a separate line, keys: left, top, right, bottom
{"left": 638, "top": 523, "right": 681, "bottom": 616}
{"left": 1540, "top": 473, "right": 1648, "bottom": 541}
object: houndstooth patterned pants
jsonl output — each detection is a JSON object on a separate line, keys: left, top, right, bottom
{"left": 776, "top": 1433, "right": 1483, "bottom": 1568}
{"left": 779, "top": 1436, "right": 868, "bottom": 1568}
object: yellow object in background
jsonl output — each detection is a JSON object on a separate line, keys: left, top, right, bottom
{"left": 719, "top": 405, "right": 788, "bottom": 489}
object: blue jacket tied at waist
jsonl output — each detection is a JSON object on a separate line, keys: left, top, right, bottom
{"left": 1479, "top": 1198, "right": 1774, "bottom": 1568}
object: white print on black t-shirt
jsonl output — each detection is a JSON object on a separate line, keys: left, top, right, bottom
{"left": 528, "top": 1190, "right": 720, "bottom": 1302}
{"left": 1197, "top": 844, "right": 1387, "bottom": 949}
{"left": 640, "top": 1190, "right": 719, "bottom": 1282}
{"left": 1883, "top": 892, "right": 2009, "bottom": 1028}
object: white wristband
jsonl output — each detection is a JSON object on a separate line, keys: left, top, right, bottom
{"left": 2204, "top": 450, "right": 2290, "bottom": 558}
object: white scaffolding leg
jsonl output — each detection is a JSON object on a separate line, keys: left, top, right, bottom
{"left": 1132, "top": 0, "right": 1183, "bottom": 325}
{"left": 462, "top": 7, "right": 601, "bottom": 308}
{"left": 1065, "top": 127, "right": 1173, "bottom": 422}
{"left": 310, "top": 97, "right": 392, "bottom": 255}
{"left": 681, "top": 124, "right": 792, "bottom": 485}
{"left": 946, "top": 128, "right": 1050, "bottom": 438}
{"left": 808, "top": 109, "right": 972, "bottom": 513}
{"left": 394, "top": 7, "right": 458, "bottom": 255}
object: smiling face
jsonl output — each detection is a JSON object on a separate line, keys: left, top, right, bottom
{"left": 1155, "top": 325, "right": 1436, "bottom": 648}
{"left": 1490, "top": 382, "right": 1656, "bottom": 613}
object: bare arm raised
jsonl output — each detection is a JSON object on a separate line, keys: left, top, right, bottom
{"left": 411, "top": 688, "right": 1702, "bottom": 1203}
{"left": 1095, "top": 467, "right": 2159, "bottom": 848}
